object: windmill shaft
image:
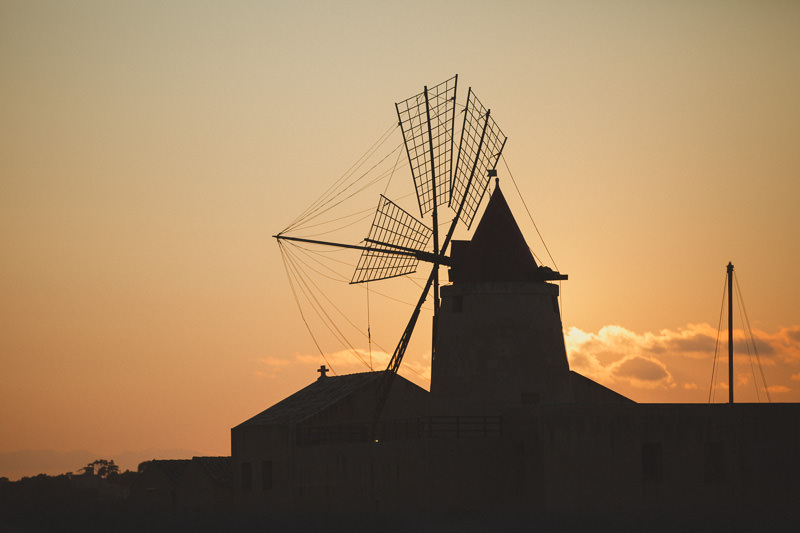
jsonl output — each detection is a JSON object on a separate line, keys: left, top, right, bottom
{"left": 374, "top": 264, "right": 436, "bottom": 427}
{"left": 378, "top": 102, "right": 493, "bottom": 396}
{"left": 275, "top": 234, "right": 452, "bottom": 266}
{"left": 362, "top": 238, "right": 451, "bottom": 266}
{"left": 424, "top": 85, "right": 441, "bottom": 362}
{"left": 276, "top": 234, "right": 413, "bottom": 258}
{"left": 442, "top": 108, "right": 491, "bottom": 255}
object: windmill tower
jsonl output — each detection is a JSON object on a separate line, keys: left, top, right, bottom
{"left": 431, "top": 181, "right": 570, "bottom": 413}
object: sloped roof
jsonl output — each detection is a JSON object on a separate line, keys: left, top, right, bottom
{"left": 569, "top": 372, "right": 635, "bottom": 404}
{"left": 235, "top": 372, "right": 382, "bottom": 428}
{"left": 449, "top": 183, "right": 539, "bottom": 283}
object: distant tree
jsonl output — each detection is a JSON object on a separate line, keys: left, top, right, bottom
{"left": 81, "top": 459, "right": 120, "bottom": 479}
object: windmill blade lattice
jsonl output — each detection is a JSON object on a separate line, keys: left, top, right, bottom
{"left": 351, "top": 195, "right": 433, "bottom": 284}
{"left": 451, "top": 89, "right": 507, "bottom": 229}
{"left": 395, "top": 75, "right": 458, "bottom": 217}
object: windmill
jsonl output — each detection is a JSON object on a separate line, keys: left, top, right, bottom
{"left": 275, "top": 75, "right": 511, "bottom": 423}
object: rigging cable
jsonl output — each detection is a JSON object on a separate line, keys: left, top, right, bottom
{"left": 282, "top": 241, "right": 431, "bottom": 383}
{"left": 285, "top": 207, "right": 374, "bottom": 235}
{"left": 278, "top": 240, "right": 337, "bottom": 375}
{"left": 285, "top": 136, "right": 402, "bottom": 233}
{"left": 284, "top": 241, "right": 431, "bottom": 381}
{"left": 500, "top": 154, "right": 564, "bottom": 317}
{"left": 708, "top": 273, "right": 729, "bottom": 403}
{"left": 286, "top": 243, "right": 421, "bottom": 308}
{"left": 282, "top": 242, "right": 373, "bottom": 370}
{"left": 285, "top": 121, "right": 397, "bottom": 232}
{"left": 383, "top": 142, "right": 405, "bottom": 196}
{"left": 282, "top": 243, "right": 355, "bottom": 370}
{"left": 284, "top": 240, "right": 432, "bottom": 379}
{"left": 736, "top": 290, "right": 761, "bottom": 402}
{"left": 501, "top": 154, "right": 559, "bottom": 271}
{"left": 286, "top": 144, "right": 404, "bottom": 235}
{"left": 734, "top": 273, "right": 771, "bottom": 402}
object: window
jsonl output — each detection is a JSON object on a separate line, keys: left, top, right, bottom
{"left": 641, "top": 442, "right": 663, "bottom": 483}
{"left": 704, "top": 442, "right": 725, "bottom": 483}
{"left": 261, "top": 460, "right": 273, "bottom": 492}
{"left": 241, "top": 462, "right": 252, "bottom": 491}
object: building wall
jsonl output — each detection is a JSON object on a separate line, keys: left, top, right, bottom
{"left": 128, "top": 466, "right": 179, "bottom": 508}
{"left": 231, "top": 375, "right": 429, "bottom": 510}
{"left": 433, "top": 282, "right": 571, "bottom": 412}
{"left": 516, "top": 403, "right": 800, "bottom": 519}
{"left": 233, "top": 402, "right": 800, "bottom": 519}
{"left": 176, "top": 461, "right": 232, "bottom": 509}
{"left": 231, "top": 424, "right": 292, "bottom": 510}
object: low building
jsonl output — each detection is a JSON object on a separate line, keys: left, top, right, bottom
{"left": 177, "top": 456, "right": 232, "bottom": 509}
{"left": 129, "top": 459, "right": 191, "bottom": 508}
{"left": 130, "top": 457, "right": 232, "bottom": 509}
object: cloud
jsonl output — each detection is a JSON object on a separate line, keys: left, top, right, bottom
{"left": 609, "top": 355, "right": 673, "bottom": 390}
{"left": 565, "top": 323, "right": 800, "bottom": 399}
{"left": 661, "top": 331, "right": 717, "bottom": 355}
{"left": 259, "top": 323, "right": 799, "bottom": 402}
{"left": 769, "top": 326, "right": 800, "bottom": 361}
{"left": 295, "top": 348, "right": 387, "bottom": 372}
{"left": 766, "top": 385, "right": 791, "bottom": 394}
{"left": 566, "top": 323, "right": 721, "bottom": 364}
{"left": 253, "top": 356, "right": 292, "bottom": 378}
{"left": 611, "top": 356, "right": 669, "bottom": 382}
{"left": 786, "top": 327, "right": 800, "bottom": 343}
{"left": 565, "top": 326, "right": 676, "bottom": 390}
{"left": 567, "top": 323, "right": 800, "bottom": 364}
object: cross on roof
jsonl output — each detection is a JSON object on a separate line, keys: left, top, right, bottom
{"left": 317, "top": 365, "right": 329, "bottom": 380}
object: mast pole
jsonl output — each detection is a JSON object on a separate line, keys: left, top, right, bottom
{"left": 274, "top": 234, "right": 449, "bottom": 265}
{"left": 423, "top": 86, "right": 441, "bottom": 362}
{"left": 728, "top": 261, "right": 734, "bottom": 404}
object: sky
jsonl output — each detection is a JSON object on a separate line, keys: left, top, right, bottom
{"left": 2, "top": 0, "right": 799, "bottom": 478}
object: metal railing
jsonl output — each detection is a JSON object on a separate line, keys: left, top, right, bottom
{"left": 296, "top": 415, "right": 503, "bottom": 447}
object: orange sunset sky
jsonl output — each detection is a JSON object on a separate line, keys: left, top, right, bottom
{"left": 2, "top": 1, "right": 799, "bottom": 478}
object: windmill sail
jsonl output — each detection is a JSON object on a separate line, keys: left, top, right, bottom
{"left": 274, "top": 77, "right": 509, "bottom": 428}
{"left": 351, "top": 195, "right": 433, "bottom": 284}
{"left": 395, "top": 75, "right": 458, "bottom": 217}
{"left": 451, "top": 89, "right": 507, "bottom": 229}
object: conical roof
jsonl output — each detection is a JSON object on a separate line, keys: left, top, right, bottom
{"left": 449, "top": 182, "right": 540, "bottom": 283}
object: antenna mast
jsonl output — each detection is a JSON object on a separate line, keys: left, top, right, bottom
{"left": 728, "top": 261, "right": 734, "bottom": 404}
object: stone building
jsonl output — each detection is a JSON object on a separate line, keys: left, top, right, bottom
{"left": 232, "top": 184, "right": 800, "bottom": 522}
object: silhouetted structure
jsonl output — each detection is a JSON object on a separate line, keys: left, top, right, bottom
{"left": 130, "top": 457, "right": 232, "bottom": 509}
{"left": 236, "top": 184, "right": 800, "bottom": 524}
{"left": 129, "top": 459, "right": 190, "bottom": 508}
